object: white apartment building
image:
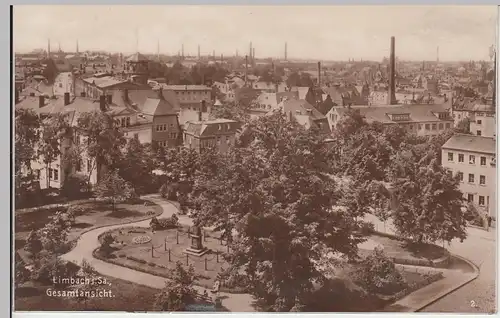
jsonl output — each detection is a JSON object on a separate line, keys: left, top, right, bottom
{"left": 441, "top": 134, "right": 496, "bottom": 218}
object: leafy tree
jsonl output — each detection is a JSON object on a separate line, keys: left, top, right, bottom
{"left": 153, "top": 262, "right": 198, "bottom": 311}
{"left": 234, "top": 87, "right": 259, "bottom": 108}
{"left": 95, "top": 170, "right": 136, "bottom": 211}
{"left": 77, "top": 111, "right": 126, "bottom": 189}
{"left": 117, "top": 138, "right": 155, "bottom": 195}
{"left": 454, "top": 118, "right": 471, "bottom": 134}
{"left": 38, "top": 113, "right": 71, "bottom": 188}
{"left": 38, "top": 210, "right": 73, "bottom": 253}
{"left": 190, "top": 112, "right": 365, "bottom": 311}
{"left": 390, "top": 158, "right": 467, "bottom": 244}
{"left": 15, "top": 108, "right": 41, "bottom": 176}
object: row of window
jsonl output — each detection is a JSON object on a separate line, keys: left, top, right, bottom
{"left": 156, "top": 124, "right": 175, "bottom": 132}
{"left": 419, "top": 122, "right": 451, "bottom": 131}
{"left": 448, "top": 153, "right": 489, "bottom": 166}
{"left": 175, "top": 91, "right": 210, "bottom": 96}
{"left": 115, "top": 117, "right": 131, "bottom": 128}
{"left": 467, "top": 194, "right": 487, "bottom": 206}
{"left": 456, "top": 172, "right": 487, "bottom": 185}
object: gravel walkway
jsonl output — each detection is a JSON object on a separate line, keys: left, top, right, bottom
{"left": 60, "top": 194, "right": 256, "bottom": 312}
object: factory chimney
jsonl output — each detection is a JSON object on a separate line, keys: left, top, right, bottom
{"left": 285, "top": 42, "right": 288, "bottom": 61}
{"left": 198, "top": 45, "right": 201, "bottom": 60}
{"left": 245, "top": 55, "right": 248, "bottom": 86}
{"left": 318, "top": 61, "right": 321, "bottom": 88}
{"left": 387, "top": 36, "right": 397, "bottom": 105}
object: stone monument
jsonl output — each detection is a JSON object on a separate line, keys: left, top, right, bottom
{"left": 184, "top": 224, "right": 208, "bottom": 257}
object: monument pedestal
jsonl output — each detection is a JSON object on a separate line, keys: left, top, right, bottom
{"left": 184, "top": 230, "right": 209, "bottom": 257}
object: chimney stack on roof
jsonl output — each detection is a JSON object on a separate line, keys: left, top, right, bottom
{"left": 99, "top": 95, "right": 106, "bottom": 112}
{"left": 107, "top": 94, "right": 113, "bottom": 105}
{"left": 387, "top": 36, "right": 397, "bottom": 105}
{"left": 39, "top": 95, "right": 45, "bottom": 108}
{"left": 198, "top": 111, "right": 202, "bottom": 122}
{"left": 64, "top": 92, "right": 70, "bottom": 106}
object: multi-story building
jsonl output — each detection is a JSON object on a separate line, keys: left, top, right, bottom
{"left": 451, "top": 97, "right": 495, "bottom": 137}
{"left": 160, "top": 84, "right": 212, "bottom": 125}
{"left": 74, "top": 74, "right": 147, "bottom": 99}
{"left": 327, "top": 104, "right": 454, "bottom": 136}
{"left": 441, "top": 134, "right": 496, "bottom": 218}
{"left": 16, "top": 87, "right": 181, "bottom": 190}
{"left": 272, "top": 99, "right": 331, "bottom": 134}
{"left": 183, "top": 118, "right": 241, "bottom": 153}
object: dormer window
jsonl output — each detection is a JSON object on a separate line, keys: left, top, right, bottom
{"left": 218, "top": 124, "right": 222, "bottom": 130}
{"left": 389, "top": 113, "right": 410, "bottom": 121}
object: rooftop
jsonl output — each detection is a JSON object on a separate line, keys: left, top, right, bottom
{"left": 184, "top": 118, "right": 241, "bottom": 137}
{"left": 442, "top": 134, "right": 496, "bottom": 155}
{"left": 160, "top": 84, "right": 211, "bottom": 91}
{"left": 333, "top": 104, "right": 452, "bottom": 124}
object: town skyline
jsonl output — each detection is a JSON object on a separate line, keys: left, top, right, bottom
{"left": 14, "top": 5, "right": 497, "bottom": 62}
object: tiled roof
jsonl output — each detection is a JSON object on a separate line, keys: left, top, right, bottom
{"left": 279, "top": 99, "right": 326, "bottom": 121}
{"left": 141, "top": 97, "right": 178, "bottom": 116}
{"left": 184, "top": 119, "right": 241, "bottom": 138}
{"left": 334, "top": 104, "right": 452, "bottom": 124}
{"left": 82, "top": 76, "right": 127, "bottom": 88}
{"left": 290, "top": 87, "right": 310, "bottom": 100}
{"left": 160, "top": 84, "right": 211, "bottom": 91}
{"left": 442, "top": 134, "right": 496, "bottom": 155}
{"left": 15, "top": 95, "right": 133, "bottom": 124}
{"left": 111, "top": 88, "right": 180, "bottom": 114}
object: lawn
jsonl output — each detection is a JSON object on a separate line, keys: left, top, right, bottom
{"left": 15, "top": 199, "right": 163, "bottom": 253}
{"left": 358, "top": 234, "right": 447, "bottom": 264}
{"left": 95, "top": 226, "right": 230, "bottom": 290}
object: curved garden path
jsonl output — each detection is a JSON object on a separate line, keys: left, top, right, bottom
{"left": 60, "top": 194, "right": 256, "bottom": 312}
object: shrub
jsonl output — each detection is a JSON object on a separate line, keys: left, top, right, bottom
{"left": 352, "top": 247, "right": 407, "bottom": 295}
{"left": 150, "top": 217, "right": 160, "bottom": 230}
{"left": 31, "top": 254, "right": 80, "bottom": 286}
{"left": 24, "top": 230, "right": 43, "bottom": 259}
{"left": 159, "top": 184, "right": 168, "bottom": 199}
{"left": 151, "top": 215, "right": 179, "bottom": 230}
{"left": 360, "top": 222, "right": 375, "bottom": 235}
{"left": 66, "top": 205, "right": 88, "bottom": 217}
{"left": 148, "top": 262, "right": 156, "bottom": 267}
{"left": 100, "top": 233, "right": 115, "bottom": 256}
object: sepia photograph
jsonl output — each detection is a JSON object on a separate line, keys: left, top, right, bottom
{"left": 12, "top": 5, "right": 498, "bottom": 313}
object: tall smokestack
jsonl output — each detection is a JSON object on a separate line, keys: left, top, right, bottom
{"left": 47, "top": 39, "right": 51, "bottom": 57}
{"left": 285, "top": 42, "right": 288, "bottom": 61}
{"left": 318, "top": 61, "right": 321, "bottom": 87}
{"left": 249, "top": 42, "right": 252, "bottom": 61}
{"left": 182, "top": 44, "right": 184, "bottom": 59}
{"left": 437, "top": 46, "right": 440, "bottom": 63}
{"left": 387, "top": 36, "right": 396, "bottom": 105}
{"left": 253, "top": 48, "right": 255, "bottom": 62}
{"left": 245, "top": 55, "right": 248, "bottom": 86}
{"left": 198, "top": 45, "right": 200, "bottom": 60}
{"left": 221, "top": 54, "right": 223, "bottom": 64}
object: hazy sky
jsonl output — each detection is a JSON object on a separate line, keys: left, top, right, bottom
{"left": 14, "top": 5, "right": 498, "bottom": 61}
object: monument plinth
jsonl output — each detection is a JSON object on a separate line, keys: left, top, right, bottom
{"left": 184, "top": 225, "right": 208, "bottom": 257}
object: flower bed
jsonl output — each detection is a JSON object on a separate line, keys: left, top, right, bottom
{"left": 132, "top": 235, "right": 152, "bottom": 245}
{"left": 92, "top": 247, "right": 247, "bottom": 294}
